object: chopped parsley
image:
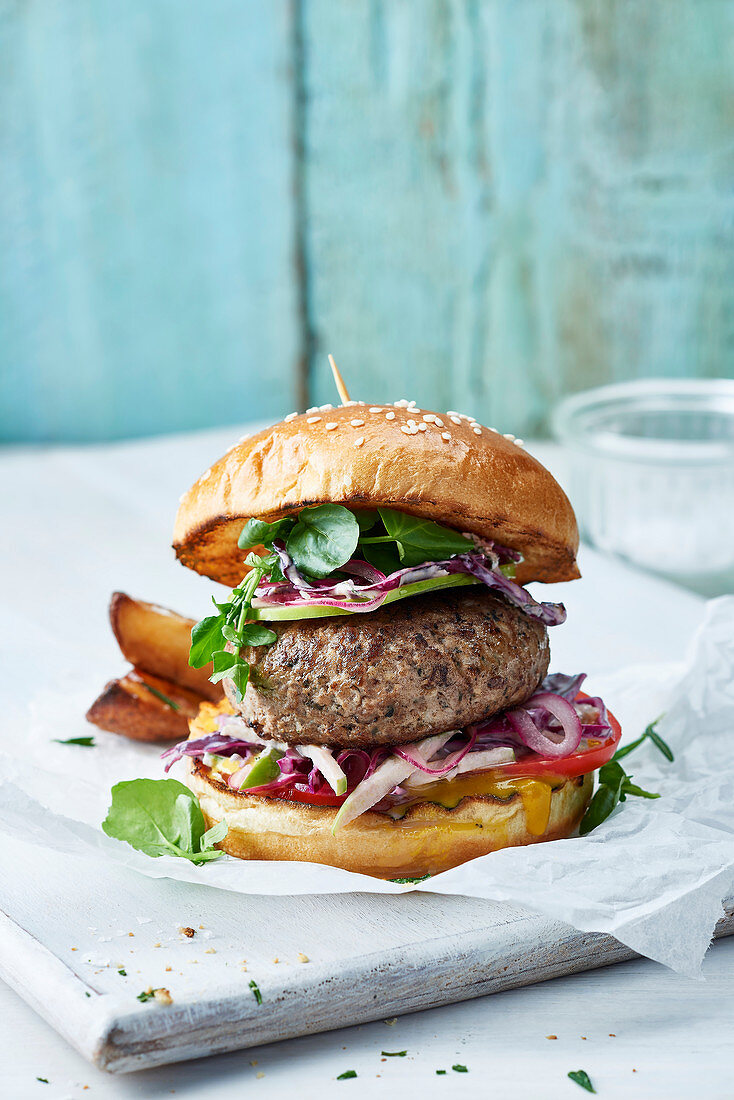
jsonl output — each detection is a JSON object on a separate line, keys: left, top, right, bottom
{"left": 452, "top": 1064, "right": 468, "bottom": 1073}
{"left": 53, "top": 736, "right": 95, "bottom": 747}
{"left": 390, "top": 873, "right": 431, "bottom": 885}
{"left": 249, "top": 979, "right": 262, "bottom": 1005}
{"left": 117, "top": 968, "right": 127, "bottom": 977}
{"left": 381, "top": 1050, "right": 407, "bottom": 1056}
{"left": 136, "top": 989, "right": 155, "bottom": 1002}
{"left": 337, "top": 1070, "right": 357, "bottom": 1080}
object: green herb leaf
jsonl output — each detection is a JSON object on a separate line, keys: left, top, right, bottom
{"left": 452, "top": 1064, "right": 469, "bottom": 1073}
{"left": 102, "top": 778, "right": 228, "bottom": 865}
{"left": 137, "top": 990, "right": 155, "bottom": 1002}
{"left": 613, "top": 715, "right": 673, "bottom": 763}
{"left": 189, "top": 615, "right": 227, "bottom": 669}
{"left": 360, "top": 541, "right": 402, "bottom": 576}
{"left": 118, "top": 968, "right": 127, "bottom": 976}
{"left": 381, "top": 1050, "right": 407, "bottom": 1057}
{"left": 208, "top": 651, "right": 240, "bottom": 684}
{"left": 621, "top": 781, "right": 660, "bottom": 800}
{"left": 390, "top": 873, "right": 431, "bottom": 884}
{"left": 238, "top": 516, "right": 296, "bottom": 550}
{"left": 354, "top": 508, "right": 380, "bottom": 533}
{"left": 336, "top": 1070, "right": 357, "bottom": 1080}
{"left": 229, "top": 659, "right": 250, "bottom": 701}
{"left": 201, "top": 819, "right": 228, "bottom": 848}
{"left": 240, "top": 623, "right": 278, "bottom": 647}
{"left": 568, "top": 1069, "right": 596, "bottom": 1093}
{"left": 53, "top": 736, "right": 96, "bottom": 747}
{"left": 249, "top": 978, "right": 263, "bottom": 1005}
{"left": 436, "top": 1069, "right": 447, "bottom": 1075}
{"left": 139, "top": 681, "right": 180, "bottom": 711}
{"left": 286, "top": 504, "right": 360, "bottom": 578}
{"left": 375, "top": 509, "right": 474, "bottom": 566}
{"left": 36, "top": 1077, "right": 49, "bottom": 1083}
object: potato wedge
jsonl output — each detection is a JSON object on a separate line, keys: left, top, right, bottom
{"left": 110, "top": 592, "right": 222, "bottom": 702}
{"left": 86, "top": 669, "right": 206, "bottom": 743}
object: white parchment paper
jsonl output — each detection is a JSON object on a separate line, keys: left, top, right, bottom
{"left": 2, "top": 597, "right": 733, "bottom": 977}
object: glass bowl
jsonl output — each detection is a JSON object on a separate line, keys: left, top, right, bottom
{"left": 552, "top": 379, "right": 734, "bottom": 596}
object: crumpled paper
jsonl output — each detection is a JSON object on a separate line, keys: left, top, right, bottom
{"left": 1, "top": 597, "right": 733, "bottom": 977}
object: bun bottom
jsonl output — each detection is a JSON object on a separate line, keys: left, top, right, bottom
{"left": 186, "top": 760, "right": 593, "bottom": 879}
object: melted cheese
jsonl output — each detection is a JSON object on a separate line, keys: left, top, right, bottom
{"left": 394, "top": 773, "right": 558, "bottom": 836}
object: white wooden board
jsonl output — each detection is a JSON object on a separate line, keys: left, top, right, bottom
{"left": 1, "top": 839, "right": 732, "bottom": 1074}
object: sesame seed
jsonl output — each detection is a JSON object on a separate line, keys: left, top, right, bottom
{"left": 354, "top": 436, "right": 365, "bottom": 447}
{"left": 503, "top": 432, "right": 515, "bottom": 441}
{"left": 284, "top": 411, "right": 298, "bottom": 422}
{"left": 393, "top": 399, "right": 410, "bottom": 407}
{"left": 385, "top": 411, "right": 396, "bottom": 420}
{"left": 514, "top": 438, "right": 525, "bottom": 447}
{"left": 407, "top": 419, "right": 417, "bottom": 428}
{"left": 306, "top": 407, "right": 319, "bottom": 414}
{"left": 441, "top": 432, "right": 451, "bottom": 441}
{"left": 434, "top": 417, "right": 444, "bottom": 427}
{"left": 408, "top": 400, "right": 418, "bottom": 407}
{"left": 400, "top": 425, "right": 412, "bottom": 435}
{"left": 307, "top": 416, "right": 321, "bottom": 424}
{"left": 449, "top": 416, "right": 462, "bottom": 425}
{"left": 488, "top": 427, "right": 498, "bottom": 433}
{"left": 325, "top": 422, "right": 338, "bottom": 431}
{"left": 418, "top": 422, "right": 428, "bottom": 432}
{"left": 473, "top": 427, "right": 482, "bottom": 435}
{"left": 369, "top": 407, "right": 382, "bottom": 413}
{"left": 350, "top": 419, "right": 365, "bottom": 427}
{"left": 422, "top": 414, "right": 435, "bottom": 424}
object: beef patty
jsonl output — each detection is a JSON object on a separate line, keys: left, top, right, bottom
{"left": 224, "top": 587, "right": 550, "bottom": 748}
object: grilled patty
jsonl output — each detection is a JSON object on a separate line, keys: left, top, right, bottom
{"left": 224, "top": 587, "right": 550, "bottom": 748}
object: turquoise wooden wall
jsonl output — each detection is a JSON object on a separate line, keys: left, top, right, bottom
{"left": 2, "top": 1, "right": 733, "bottom": 443}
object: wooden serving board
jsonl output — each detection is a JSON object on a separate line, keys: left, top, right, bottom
{"left": 1, "top": 838, "right": 732, "bottom": 1074}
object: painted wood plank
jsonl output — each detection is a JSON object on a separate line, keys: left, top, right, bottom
{"left": 302, "top": 0, "right": 734, "bottom": 435}
{"left": 3, "top": 839, "right": 732, "bottom": 1073}
{"left": 0, "top": 0, "right": 300, "bottom": 443}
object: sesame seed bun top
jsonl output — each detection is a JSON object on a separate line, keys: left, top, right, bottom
{"left": 173, "top": 401, "right": 579, "bottom": 586}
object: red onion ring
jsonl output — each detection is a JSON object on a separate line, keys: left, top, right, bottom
{"left": 507, "top": 692, "right": 582, "bottom": 757}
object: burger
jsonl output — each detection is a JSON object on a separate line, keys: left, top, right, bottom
{"left": 164, "top": 397, "right": 620, "bottom": 878}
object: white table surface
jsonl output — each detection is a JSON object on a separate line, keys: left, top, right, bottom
{"left": 2, "top": 425, "right": 731, "bottom": 1099}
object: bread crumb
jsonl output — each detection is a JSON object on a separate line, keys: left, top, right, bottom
{"left": 154, "top": 942, "right": 162, "bottom": 948}
{"left": 297, "top": 952, "right": 309, "bottom": 963}
{"left": 250, "top": 1059, "right": 258, "bottom": 1066}
{"left": 384, "top": 1018, "right": 397, "bottom": 1026}
{"left": 546, "top": 1035, "right": 557, "bottom": 1040}
{"left": 154, "top": 988, "right": 173, "bottom": 1006}
{"left": 256, "top": 1071, "right": 265, "bottom": 1079}
{"left": 179, "top": 927, "right": 196, "bottom": 938}
{"left": 205, "top": 948, "right": 216, "bottom": 955}
{"left": 272, "top": 957, "right": 280, "bottom": 964}
{"left": 165, "top": 966, "right": 172, "bottom": 972}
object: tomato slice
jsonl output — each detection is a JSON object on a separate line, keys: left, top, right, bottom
{"left": 497, "top": 692, "right": 621, "bottom": 779}
{"left": 274, "top": 784, "right": 346, "bottom": 808}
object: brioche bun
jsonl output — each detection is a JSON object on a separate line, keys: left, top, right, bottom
{"left": 173, "top": 403, "right": 579, "bottom": 587}
{"left": 186, "top": 757, "right": 592, "bottom": 879}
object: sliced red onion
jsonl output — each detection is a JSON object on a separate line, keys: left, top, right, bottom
{"left": 507, "top": 692, "right": 582, "bottom": 757}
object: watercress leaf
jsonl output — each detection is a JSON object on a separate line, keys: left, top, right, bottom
{"left": 102, "top": 779, "right": 219, "bottom": 864}
{"left": 240, "top": 623, "right": 278, "bottom": 646}
{"left": 621, "top": 781, "right": 660, "bottom": 800}
{"left": 360, "top": 541, "right": 402, "bottom": 576}
{"left": 212, "top": 596, "right": 232, "bottom": 614}
{"left": 286, "top": 504, "right": 360, "bottom": 578}
{"left": 649, "top": 728, "right": 674, "bottom": 762}
{"left": 612, "top": 734, "right": 645, "bottom": 761}
{"left": 578, "top": 783, "right": 620, "bottom": 836}
{"left": 377, "top": 508, "right": 474, "bottom": 566}
{"left": 221, "top": 624, "right": 244, "bottom": 647}
{"left": 597, "top": 760, "right": 627, "bottom": 794}
{"left": 229, "top": 660, "right": 250, "bottom": 701}
{"left": 189, "top": 615, "right": 226, "bottom": 669}
{"left": 238, "top": 517, "right": 295, "bottom": 550}
{"left": 568, "top": 1069, "right": 596, "bottom": 1093}
{"left": 354, "top": 508, "right": 380, "bottom": 533}
{"left": 208, "top": 651, "right": 239, "bottom": 684}
{"left": 201, "top": 819, "right": 228, "bottom": 849}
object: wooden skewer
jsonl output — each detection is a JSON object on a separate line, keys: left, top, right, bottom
{"left": 328, "top": 354, "right": 351, "bottom": 404}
